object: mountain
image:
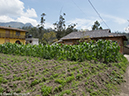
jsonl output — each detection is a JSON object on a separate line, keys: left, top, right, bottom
{"left": 0, "top": 22, "right": 33, "bottom": 28}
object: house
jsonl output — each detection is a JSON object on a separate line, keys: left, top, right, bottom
{"left": 26, "top": 38, "right": 39, "bottom": 45}
{"left": 0, "top": 26, "right": 27, "bottom": 44}
{"left": 58, "top": 29, "right": 127, "bottom": 54}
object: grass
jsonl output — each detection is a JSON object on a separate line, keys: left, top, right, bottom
{"left": 0, "top": 53, "right": 128, "bottom": 96}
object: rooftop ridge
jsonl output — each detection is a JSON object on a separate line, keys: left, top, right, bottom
{"left": 0, "top": 26, "right": 27, "bottom": 32}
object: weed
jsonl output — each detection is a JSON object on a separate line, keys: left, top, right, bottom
{"left": 70, "top": 66, "right": 78, "bottom": 70}
{"left": 55, "top": 78, "right": 66, "bottom": 86}
{"left": 66, "top": 76, "right": 75, "bottom": 83}
{"left": 41, "top": 85, "right": 52, "bottom": 96}
{"left": 54, "top": 85, "right": 62, "bottom": 93}
{"left": 59, "top": 90, "right": 71, "bottom": 96}
{"left": 72, "top": 93, "right": 77, "bottom": 96}
{"left": 51, "top": 73, "right": 58, "bottom": 78}
{"left": 3, "top": 79, "right": 8, "bottom": 84}
{"left": 0, "top": 77, "right": 3, "bottom": 83}
{"left": 0, "top": 87, "right": 4, "bottom": 92}
{"left": 16, "top": 88, "right": 22, "bottom": 93}
{"left": 13, "top": 83, "right": 17, "bottom": 88}
{"left": 90, "top": 91, "right": 98, "bottom": 96}
{"left": 71, "top": 80, "right": 79, "bottom": 87}
{"left": 31, "top": 79, "right": 40, "bottom": 87}
{"left": 76, "top": 74, "right": 82, "bottom": 80}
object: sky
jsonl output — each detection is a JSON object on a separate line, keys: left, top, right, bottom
{"left": 0, "top": 0, "right": 129, "bottom": 32}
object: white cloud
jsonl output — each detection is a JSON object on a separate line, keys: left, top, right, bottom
{"left": 44, "top": 22, "right": 54, "bottom": 29}
{"left": 0, "top": 15, "right": 14, "bottom": 22}
{"left": 22, "top": 8, "right": 37, "bottom": 18}
{"left": 0, "top": 0, "right": 38, "bottom": 26}
{"left": 0, "top": 0, "right": 24, "bottom": 16}
{"left": 67, "top": 18, "right": 101, "bottom": 30}
{"left": 16, "top": 16, "right": 38, "bottom": 26}
{"left": 102, "top": 14, "right": 127, "bottom": 24}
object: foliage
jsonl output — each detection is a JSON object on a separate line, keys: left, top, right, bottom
{"left": 0, "top": 39, "right": 120, "bottom": 63}
{"left": 53, "top": 13, "right": 77, "bottom": 39}
{"left": 42, "top": 31, "right": 58, "bottom": 45}
{"left": 22, "top": 12, "right": 78, "bottom": 44}
{"left": 92, "top": 21, "right": 103, "bottom": 30}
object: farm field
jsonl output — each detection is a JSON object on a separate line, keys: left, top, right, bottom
{"left": 0, "top": 53, "right": 129, "bottom": 96}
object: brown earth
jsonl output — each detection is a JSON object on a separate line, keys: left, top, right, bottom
{"left": 0, "top": 53, "right": 128, "bottom": 96}
{"left": 116, "top": 55, "right": 129, "bottom": 96}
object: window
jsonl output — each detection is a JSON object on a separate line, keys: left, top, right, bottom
{"left": 29, "top": 40, "right": 32, "bottom": 43}
{"left": 16, "top": 31, "right": 20, "bottom": 36}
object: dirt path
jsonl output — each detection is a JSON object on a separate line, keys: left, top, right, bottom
{"left": 116, "top": 55, "right": 129, "bottom": 96}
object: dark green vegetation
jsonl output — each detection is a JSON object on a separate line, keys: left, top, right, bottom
{"left": 0, "top": 52, "right": 128, "bottom": 96}
{"left": 92, "top": 21, "right": 103, "bottom": 30}
{"left": 0, "top": 40, "right": 120, "bottom": 63}
{"left": 24, "top": 13, "right": 77, "bottom": 44}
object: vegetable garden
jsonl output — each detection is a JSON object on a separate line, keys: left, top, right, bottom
{"left": 0, "top": 39, "right": 120, "bottom": 63}
{"left": 0, "top": 39, "right": 129, "bottom": 96}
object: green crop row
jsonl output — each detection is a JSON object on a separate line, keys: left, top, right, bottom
{"left": 0, "top": 39, "right": 120, "bottom": 63}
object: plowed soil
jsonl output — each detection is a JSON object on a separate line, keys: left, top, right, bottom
{"left": 0, "top": 53, "right": 128, "bottom": 96}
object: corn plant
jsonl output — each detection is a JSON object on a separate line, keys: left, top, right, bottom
{"left": 0, "top": 39, "right": 120, "bottom": 63}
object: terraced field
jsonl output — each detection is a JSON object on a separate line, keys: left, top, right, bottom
{"left": 0, "top": 53, "right": 129, "bottom": 96}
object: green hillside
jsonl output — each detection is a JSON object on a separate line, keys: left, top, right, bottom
{"left": 0, "top": 53, "right": 128, "bottom": 96}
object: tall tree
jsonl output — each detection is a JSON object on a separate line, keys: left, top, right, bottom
{"left": 53, "top": 13, "right": 66, "bottom": 39}
{"left": 38, "top": 13, "right": 46, "bottom": 43}
{"left": 53, "top": 13, "right": 77, "bottom": 40}
{"left": 40, "top": 13, "right": 46, "bottom": 29}
{"left": 92, "top": 21, "right": 103, "bottom": 30}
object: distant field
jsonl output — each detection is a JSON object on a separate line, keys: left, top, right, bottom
{"left": 0, "top": 53, "right": 129, "bottom": 96}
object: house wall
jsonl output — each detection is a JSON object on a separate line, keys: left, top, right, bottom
{"left": 0, "top": 28, "right": 26, "bottom": 44}
{"left": 9, "top": 39, "right": 25, "bottom": 44}
{"left": 62, "top": 37, "right": 124, "bottom": 54}
{"left": 0, "top": 29, "right": 5, "bottom": 34}
{"left": 0, "top": 38, "right": 25, "bottom": 44}
{"left": 124, "top": 46, "right": 129, "bottom": 54}
{"left": 0, "top": 38, "right": 5, "bottom": 44}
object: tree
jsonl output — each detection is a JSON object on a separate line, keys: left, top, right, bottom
{"left": 42, "top": 31, "right": 57, "bottom": 45}
{"left": 92, "top": 21, "right": 103, "bottom": 30}
{"left": 38, "top": 13, "right": 46, "bottom": 43}
{"left": 53, "top": 13, "right": 77, "bottom": 40}
{"left": 53, "top": 13, "right": 66, "bottom": 39}
{"left": 40, "top": 13, "right": 46, "bottom": 29}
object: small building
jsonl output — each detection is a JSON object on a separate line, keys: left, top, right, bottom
{"left": 58, "top": 29, "right": 127, "bottom": 54}
{"left": 0, "top": 26, "right": 27, "bottom": 44}
{"left": 26, "top": 38, "right": 39, "bottom": 45}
